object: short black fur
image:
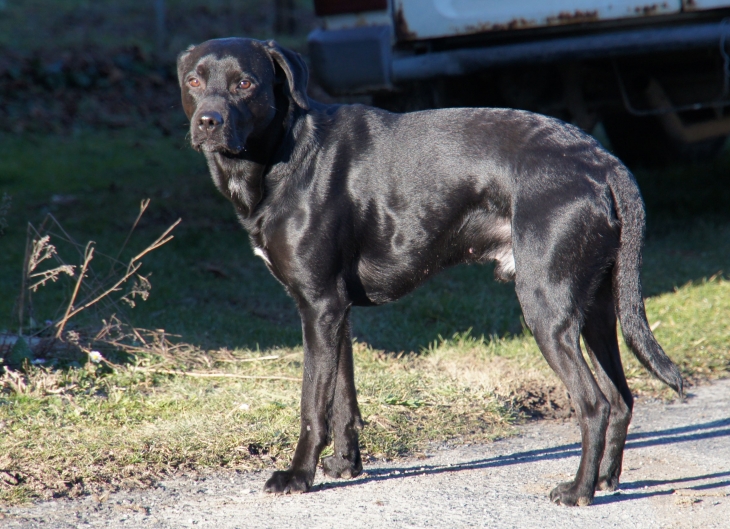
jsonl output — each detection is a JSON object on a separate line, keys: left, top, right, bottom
{"left": 177, "top": 38, "right": 682, "bottom": 506}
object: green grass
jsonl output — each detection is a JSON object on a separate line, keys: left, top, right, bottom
{"left": 0, "top": 341, "right": 519, "bottom": 503}
{"left": 1, "top": 128, "right": 729, "bottom": 504}
{"left": 642, "top": 275, "right": 730, "bottom": 383}
{"left": 0, "top": 129, "right": 299, "bottom": 349}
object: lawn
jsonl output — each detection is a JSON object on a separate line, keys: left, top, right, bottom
{"left": 0, "top": 127, "right": 728, "bottom": 504}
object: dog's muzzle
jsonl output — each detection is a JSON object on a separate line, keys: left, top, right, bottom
{"left": 191, "top": 109, "right": 245, "bottom": 155}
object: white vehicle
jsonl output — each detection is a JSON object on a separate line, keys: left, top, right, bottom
{"left": 308, "top": 1, "right": 730, "bottom": 165}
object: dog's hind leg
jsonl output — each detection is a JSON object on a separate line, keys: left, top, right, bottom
{"left": 321, "top": 312, "right": 364, "bottom": 480}
{"left": 525, "top": 312, "right": 609, "bottom": 506}
{"left": 582, "top": 273, "right": 633, "bottom": 492}
{"left": 514, "top": 246, "right": 611, "bottom": 505}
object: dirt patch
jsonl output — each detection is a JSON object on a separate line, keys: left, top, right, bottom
{"left": 424, "top": 352, "right": 575, "bottom": 419}
{"left": 512, "top": 382, "right": 574, "bottom": 419}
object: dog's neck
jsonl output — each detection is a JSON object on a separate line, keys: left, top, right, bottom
{"left": 204, "top": 92, "right": 302, "bottom": 219}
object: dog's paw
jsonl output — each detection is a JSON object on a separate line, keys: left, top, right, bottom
{"left": 549, "top": 481, "right": 594, "bottom": 506}
{"left": 263, "top": 469, "right": 312, "bottom": 494}
{"left": 596, "top": 475, "right": 619, "bottom": 492}
{"left": 321, "top": 454, "right": 362, "bottom": 479}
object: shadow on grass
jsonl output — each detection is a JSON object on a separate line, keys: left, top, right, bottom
{"left": 633, "top": 150, "right": 730, "bottom": 296}
{"left": 310, "top": 416, "right": 730, "bottom": 504}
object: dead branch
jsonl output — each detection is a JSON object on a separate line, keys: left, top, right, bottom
{"left": 53, "top": 218, "right": 180, "bottom": 333}
{"left": 129, "top": 218, "right": 180, "bottom": 266}
{"left": 55, "top": 243, "right": 95, "bottom": 338}
{"left": 209, "top": 355, "right": 281, "bottom": 363}
{"left": 114, "top": 199, "right": 150, "bottom": 264}
{"left": 131, "top": 366, "right": 300, "bottom": 382}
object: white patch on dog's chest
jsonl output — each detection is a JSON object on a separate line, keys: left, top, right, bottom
{"left": 494, "top": 245, "right": 516, "bottom": 275}
{"left": 253, "top": 246, "right": 272, "bottom": 266}
{"left": 487, "top": 218, "right": 516, "bottom": 281}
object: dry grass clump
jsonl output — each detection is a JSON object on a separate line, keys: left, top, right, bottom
{"left": 421, "top": 331, "right": 571, "bottom": 418}
{"left": 0, "top": 337, "right": 520, "bottom": 505}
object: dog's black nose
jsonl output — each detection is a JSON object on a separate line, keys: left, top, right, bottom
{"left": 198, "top": 111, "right": 223, "bottom": 133}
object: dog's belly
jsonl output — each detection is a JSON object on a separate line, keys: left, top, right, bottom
{"left": 354, "top": 255, "right": 447, "bottom": 305}
{"left": 353, "top": 215, "right": 515, "bottom": 305}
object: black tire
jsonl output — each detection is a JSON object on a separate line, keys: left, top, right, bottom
{"left": 603, "top": 111, "right": 727, "bottom": 168}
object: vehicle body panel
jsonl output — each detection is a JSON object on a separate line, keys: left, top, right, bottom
{"left": 394, "top": 0, "right": 682, "bottom": 40}
{"left": 683, "top": 0, "right": 730, "bottom": 10}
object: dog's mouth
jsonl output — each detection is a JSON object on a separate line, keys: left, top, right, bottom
{"left": 194, "top": 139, "right": 245, "bottom": 156}
{"left": 190, "top": 111, "right": 251, "bottom": 156}
{"left": 191, "top": 128, "right": 250, "bottom": 156}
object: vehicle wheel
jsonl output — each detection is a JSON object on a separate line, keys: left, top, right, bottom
{"left": 602, "top": 111, "right": 727, "bottom": 168}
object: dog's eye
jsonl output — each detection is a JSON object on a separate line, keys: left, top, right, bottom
{"left": 238, "top": 80, "right": 252, "bottom": 90}
{"left": 188, "top": 78, "right": 201, "bottom": 88}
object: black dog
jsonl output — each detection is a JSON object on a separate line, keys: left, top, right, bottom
{"left": 177, "top": 38, "right": 682, "bottom": 506}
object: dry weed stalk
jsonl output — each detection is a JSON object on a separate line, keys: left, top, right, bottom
{"left": 94, "top": 318, "right": 284, "bottom": 370}
{"left": 53, "top": 215, "right": 180, "bottom": 339}
{"left": 15, "top": 200, "right": 180, "bottom": 345}
{"left": 0, "top": 366, "right": 65, "bottom": 397}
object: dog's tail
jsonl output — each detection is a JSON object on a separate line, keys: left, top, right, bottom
{"left": 608, "top": 164, "right": 683, "bottom": 396}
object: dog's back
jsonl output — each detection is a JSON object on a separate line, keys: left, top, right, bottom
{"left": 301, "top": 104, "right": 624, "bottom": 304}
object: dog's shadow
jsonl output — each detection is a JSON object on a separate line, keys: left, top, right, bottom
{"left": 311, "top": 416, "right": 730, "bottom": 505}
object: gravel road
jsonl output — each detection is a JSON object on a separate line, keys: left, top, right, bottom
{"left": 5, "top": 378, "right": 730, "bottom": 528}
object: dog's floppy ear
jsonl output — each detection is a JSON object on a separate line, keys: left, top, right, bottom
{"left": 264, "top": 40, "right": 310, "bottom": 110}
{"left": 177, "top": 44, "right": 197, "bottom": 119}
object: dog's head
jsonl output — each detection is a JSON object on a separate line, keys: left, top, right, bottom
{"left": 177, "top": 38, "right": 309, "bottom": 155}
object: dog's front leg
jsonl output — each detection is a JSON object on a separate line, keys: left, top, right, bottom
{"left": 264, "top": 300, "right": 349, "bottom": 494}
{"left": 321, "top": 311, "right": 364, "bottom": 479}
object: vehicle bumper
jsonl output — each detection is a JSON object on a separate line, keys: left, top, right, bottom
{"left": 309, "top": 20, "right": 730, "bottom": 95}
{"left": 308, "top": 25, "right": 393, "bottom": 95}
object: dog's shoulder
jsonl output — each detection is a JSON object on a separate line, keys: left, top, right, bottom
{"left": 311, "top": 101, "right": 397, "bottom": 124}
{"left": 307, "top": 101, "right": 400, "bottom": 146}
